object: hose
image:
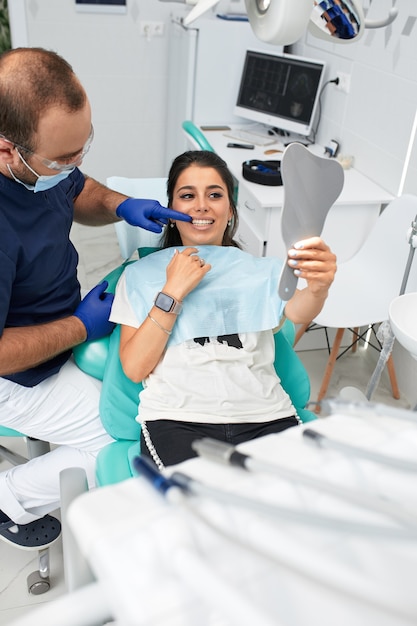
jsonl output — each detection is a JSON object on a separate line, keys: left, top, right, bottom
{"left": 365, "top": 320, "right": 395, "bottom": 400}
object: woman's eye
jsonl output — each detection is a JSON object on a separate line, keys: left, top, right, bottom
{"left": 209, "top": 192, "right": 223, "bottom": 199}
{"left": 180, "top": 193, "right": 194, "bottom": 200}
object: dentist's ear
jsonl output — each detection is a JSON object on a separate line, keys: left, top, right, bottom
{"left": 0, "top": 136, "right": 16, "bottom": 164}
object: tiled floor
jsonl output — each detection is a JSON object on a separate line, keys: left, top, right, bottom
{"left": 0, "top": 223, "right": 411, "bottom": 624}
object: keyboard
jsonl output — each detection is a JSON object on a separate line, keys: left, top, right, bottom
{"left": 223, "top": 129, "right": 276, "bottom": 147}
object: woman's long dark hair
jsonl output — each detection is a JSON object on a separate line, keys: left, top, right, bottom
{"left": 159, "top": 150, "right": 240, "bottom": 249}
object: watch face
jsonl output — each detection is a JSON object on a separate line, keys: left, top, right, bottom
{"left": 155, "top": 292, "right": 174, "bottom": 312}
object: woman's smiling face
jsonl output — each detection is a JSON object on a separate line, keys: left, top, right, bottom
{"left": 170, "top": 165, "right": 233, "bottom": 247}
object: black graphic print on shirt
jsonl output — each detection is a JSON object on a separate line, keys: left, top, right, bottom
{"left": 194, "top": 334, "right": 243, "bottom": 349}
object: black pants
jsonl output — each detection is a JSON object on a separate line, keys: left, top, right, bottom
{"left": 140, "top": 416, "right": 299, "bottom": 467}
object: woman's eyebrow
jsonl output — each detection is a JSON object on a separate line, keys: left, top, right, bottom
{"left": 177, "top": 184, "right": 225, "bottom": 192}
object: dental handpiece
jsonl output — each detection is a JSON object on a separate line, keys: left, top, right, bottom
{"left": 191, "top": 438, "right": 417, "bottom": 527}
{"left": 303, "top": 428, "right": 417, "bottom": 473}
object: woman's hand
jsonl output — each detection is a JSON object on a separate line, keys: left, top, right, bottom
{"left": 284, "top": 237, "right": 337, "bottom": 324}
{"left": 287, "top": 236, "right": 337, "bottom": 295}
{"left": 163, "top": 247, "right": 211, "bottom": 301}
{"left": 119, "top": 247, "right": 211, "bottom": 382}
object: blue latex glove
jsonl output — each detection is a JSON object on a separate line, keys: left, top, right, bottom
{"left": 116, "top": 198, "right": 192, "bottom": 234}
{"left": 74, "top": 281, "right": 115, "bottom": 342}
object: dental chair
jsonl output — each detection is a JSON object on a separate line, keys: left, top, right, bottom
{"left": 182, "top": 120, "right": 215, "bottom": 152}
{"left": 0, "top": 428, "right": 57, "bottom": 594}
{"left": 72, "top": 247, "right": 317, "bottom": 489}
{"left": 78, "top": 171, "right": 316, "bottom": 486}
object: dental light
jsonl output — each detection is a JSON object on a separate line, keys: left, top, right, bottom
{"left": 164, "top": 0, "right": 399, "bottom": 45}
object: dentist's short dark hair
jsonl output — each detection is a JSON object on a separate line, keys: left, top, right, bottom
{"left": 0, "top": 47, "right": 86, "bottom": 152}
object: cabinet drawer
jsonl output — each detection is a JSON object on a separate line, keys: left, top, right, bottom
{"left": 235, "top": 210, "right": 265, "bottom": 257}
{"left": 237, "top": 186, "right": 270, "bottom": 239}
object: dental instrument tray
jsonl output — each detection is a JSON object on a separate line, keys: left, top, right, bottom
{"left": 242, "top": 159, "right": 283, "bottom": 186}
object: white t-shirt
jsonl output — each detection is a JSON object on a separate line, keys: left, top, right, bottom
{"left": 111, "top": 273, "right": 295, "bottom": 425}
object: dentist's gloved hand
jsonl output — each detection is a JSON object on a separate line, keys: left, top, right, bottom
{"left": 116, "top": 198, "right": 192, "bottom": 234}
{"left": 74, "top": 281, "right": 115, "bottom": 342}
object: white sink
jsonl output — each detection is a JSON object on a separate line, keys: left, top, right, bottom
{"left": 389, "top": 293, "right": 417, "bottom": 360}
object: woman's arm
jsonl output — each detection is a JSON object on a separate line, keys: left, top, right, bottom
{"left": 283, "top": 236, "right": 337, "bottom": 325}
{"left": 119, "top": 248, "right": 211, "bottom": 382}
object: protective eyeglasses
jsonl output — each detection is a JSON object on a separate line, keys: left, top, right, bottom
{"left": 1, "top": 125, "right": 94, "bottom": 172}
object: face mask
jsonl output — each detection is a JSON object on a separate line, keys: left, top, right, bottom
{"left": 31, "top": 168, "right": 75, "bottom": 192}
{"left": 8, "top": 151, "right": 75, "bottom": 193}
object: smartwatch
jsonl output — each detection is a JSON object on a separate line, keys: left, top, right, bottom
{"left": 154, "top": 291, "right": 182, "bottom": 315}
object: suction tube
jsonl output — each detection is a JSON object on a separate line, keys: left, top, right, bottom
{"left": 365, "top": 321, "right": 396, "bottom": 401}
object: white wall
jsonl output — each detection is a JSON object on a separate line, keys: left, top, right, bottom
{"left": 13, "top": 0, "right": 176, "bottom": 183}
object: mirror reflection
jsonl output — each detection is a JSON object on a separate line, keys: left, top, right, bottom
{"left": 309, "top": 1, "right": 363, "bottom": 41}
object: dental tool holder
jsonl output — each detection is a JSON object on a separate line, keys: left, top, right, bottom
{"left": 401, "top": 215, "right": 417, "bottom": 295}
{"left": 365, "top": 213, "right": 417, "bottom": 402}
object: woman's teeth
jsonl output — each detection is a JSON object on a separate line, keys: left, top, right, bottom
{"left": 192, "top": 219, "right": 214, "bottom": 225}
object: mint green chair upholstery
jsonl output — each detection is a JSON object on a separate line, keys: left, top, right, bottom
{"left": 0, "top": 425, "right": 27, "bottom": 439}
{"left": 182, "top": 120, "right": 215, "bottom": 152}
{"left": 73, "top": 248, "right": 316, "bottom": 487}
{"left": 0, "top": 427, "right": 50, "bottom": 466}
{"left": 0, "top": 426, "right": 30, "bottom": 471}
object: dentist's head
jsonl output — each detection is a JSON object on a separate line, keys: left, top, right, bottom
{"left": 0, "top": 47, "right": 92, "bottom": 192}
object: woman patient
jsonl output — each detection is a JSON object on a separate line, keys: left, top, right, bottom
{"left": 110, "top": 151, "right": 337, "bottom": 469}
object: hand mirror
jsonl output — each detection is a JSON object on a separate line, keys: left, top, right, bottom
{"left": 278, "top": 143, "right": 344, "bottom": 300}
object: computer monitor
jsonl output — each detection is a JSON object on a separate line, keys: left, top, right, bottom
{"left": 234, "top": 50, "right": 326, "bottom": 138}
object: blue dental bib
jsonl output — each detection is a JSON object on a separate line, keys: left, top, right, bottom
{"left": 125, "top": 246, "right": 285, "bottom": 346}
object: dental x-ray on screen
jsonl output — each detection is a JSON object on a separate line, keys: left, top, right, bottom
{"left": 234, "top": 50, "right": 326, "bottom": 138}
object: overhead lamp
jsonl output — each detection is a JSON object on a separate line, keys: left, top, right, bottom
{"left": 171, "top": 0, "right": 399, "bottom": 45}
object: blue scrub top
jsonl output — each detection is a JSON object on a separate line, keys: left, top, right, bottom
{"left": 0, "top": 168, "right": 85, "bottom": 386}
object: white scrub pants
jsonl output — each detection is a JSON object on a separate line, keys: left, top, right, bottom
{"left": 0, "top": 358, "right": 115, "bottom": 524}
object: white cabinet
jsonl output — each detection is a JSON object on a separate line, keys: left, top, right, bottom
{"left": 236, "top": 179, "right": 378, "bottom": 263}
{"left": 236, "top": 184, "right": 286, "bottom": 258}
{"left": 186, "top": 127, "right": 394, "bottom": 264}
{"left": 199, "top": 128, "right": 394, "bottom": 263}
{"left": 235, "top": 208, "right": 266, "bottom": 256}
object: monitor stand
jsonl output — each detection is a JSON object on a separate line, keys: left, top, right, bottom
{"left": 266, "top": 126, "right": 313, "bottom": 146}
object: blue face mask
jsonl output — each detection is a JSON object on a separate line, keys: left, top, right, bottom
{"left": 31, "top": 168, "right": 75, "bottom": 192}
{"left": 7, "top": 151, "right": 75, "bottom": 192}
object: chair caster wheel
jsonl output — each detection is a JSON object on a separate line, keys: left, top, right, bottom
{"left": 27, "top": 571, "right": 51, "bottom": 595}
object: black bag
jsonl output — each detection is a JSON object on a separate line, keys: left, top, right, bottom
{"left": 242, "top": 159, "right": 283, "bottom": 186}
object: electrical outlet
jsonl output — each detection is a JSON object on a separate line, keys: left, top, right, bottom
{"left": 335, "top": 72, "right": 351, "bottom": 94}
{"left": 139, "top": 21, "right": 165, "bottom": 38}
